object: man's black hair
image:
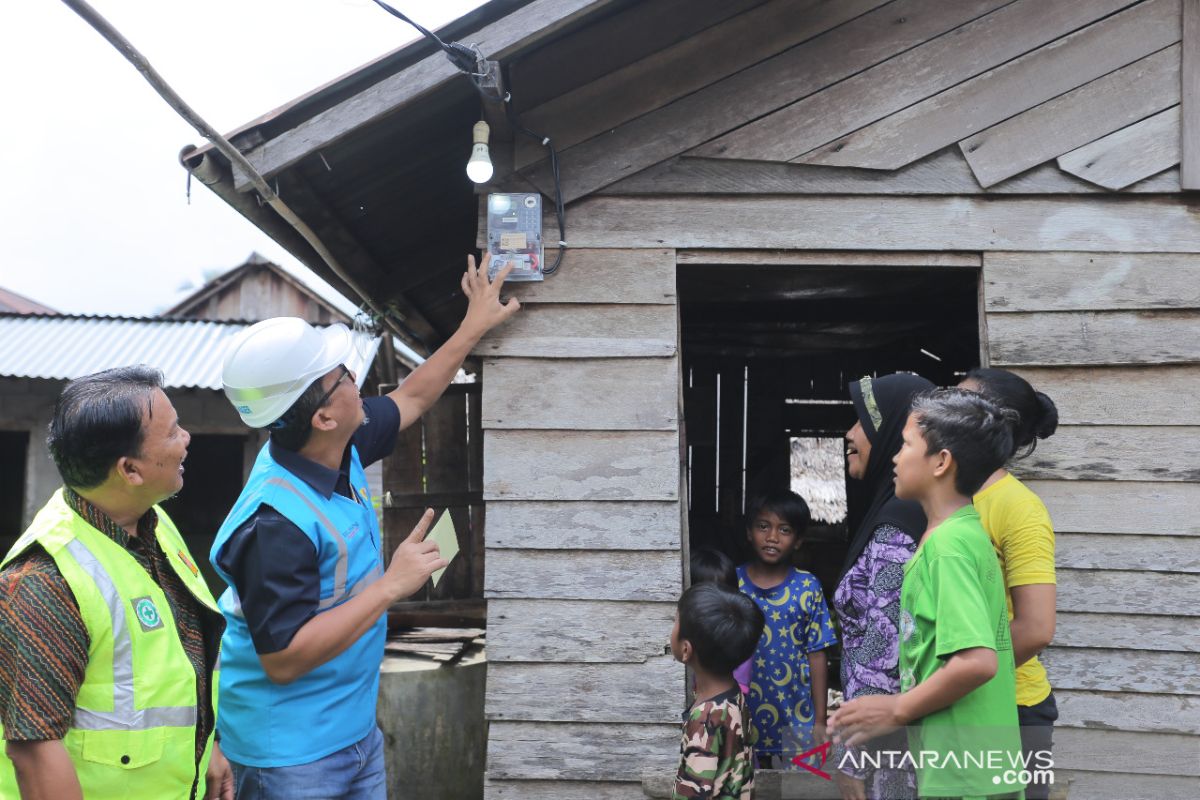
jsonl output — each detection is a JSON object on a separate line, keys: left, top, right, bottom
{"left": 745, "top": 489, "right": 811, "bottom": 533}
{"left": 677, "top": 583, "right": 764, "bottom": 675}
{"left": 691, "top": 547, "right": 737, "bottom": 589}
{"left": 270, "top": 377, "right": 333, "bottom": 452}
{"left": 911, "top": 388, "right": 1018, "bottom": 497}
{"left": 47, "top": 365, "right": 164, "bottom": 490}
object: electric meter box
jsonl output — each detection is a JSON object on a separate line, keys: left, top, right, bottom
{"left": 486, "top": 192, "right": 544, "bottom": 282}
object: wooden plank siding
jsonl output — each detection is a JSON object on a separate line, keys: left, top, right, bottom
{"left": 517, "top": 195, "right": 1200, "bottom": 251}
{"left": 1057, "top": 105, "right": 1182, "bottom": 189}
{"left": 958, "top": 44, "right": 1181, "bottom": 187}
{"left": 478, "top": 5, "right": 1200, "bottom": 797}
{"left": 478, "top": 247, "right": 684, "bottom": 797}
{"left": 975, "top": 239, "right": 1200, "bottom": 795}
{"left": 798, "top": 0, "right": 1182, "bottom": 170}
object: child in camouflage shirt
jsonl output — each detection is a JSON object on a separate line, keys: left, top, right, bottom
{"left": 669, "top": 582, "right": 765, "bottom": 799}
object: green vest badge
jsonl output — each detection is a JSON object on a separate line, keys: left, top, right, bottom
{"left": 132, "top": 596, "right": 164, "bottom": 632}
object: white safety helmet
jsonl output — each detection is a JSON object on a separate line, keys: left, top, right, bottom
{"left": 222, "top": 317, "right": 356, "bottom": 428}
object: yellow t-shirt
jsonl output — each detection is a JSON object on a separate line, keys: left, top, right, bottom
{"left": 973, "top": 473, "right": 1056, "bottom": 707}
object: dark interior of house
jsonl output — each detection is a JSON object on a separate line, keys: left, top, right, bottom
{"left": 679, "top": 261, "right": 982, "bottom": 688}
{"left": 161, "top": 433, "right": 247, "bottom": 596}
{"left": 0, "top": 430, "right": 29, "bottom": 558}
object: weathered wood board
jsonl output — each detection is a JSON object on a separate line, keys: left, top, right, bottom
{"left": 483, "top": 358, "right": 678, "bottom": 430}
{"left": 507, "top": 0, "right": 763, "bottom": 112}
{"left": 514, "top": 0, "right": 887, "bottom": 168}
{"left": 694, "top": 0, "right": 1138, "bottom": 163}
{"left": 1041, "top": 647, "right": 1200, "bottom": 694}
{"left": 603, "top": 150, "right": 1182, "bottom": 195}
{"left": 1056, "top": 689, "right": 1200, "bottom": 735}
{"left": 1055, "top": 770, "right": 1200, "bottom": 800}
{"left": 480, "top": 248, "right": 675, "bottom": 305}
{"left": 1057, "top": 533, "right": 1200, "bottom": 572}
{"left": 1055, "top": 611, "right": 1200, "bottom": 651}
{"left": 987, "top": 311, "right": 1200, "bottom": 366}
{"left": 960, "top": 44, "right": 1180, "bottom": 187}
{"left": 1009, "top": 425, "right": 1200, "bottom": 481}
{"left": 483, "top": 430, "right": 679, "bottom": 501}
{"left": 1057, "top": 569, "right": 1200, "bottom": 614}
{"left": 984, "top": 252, "right": 1200, "bottom": 312}
{"left": 484, "top": 549, "right": 681, "bottom": 601}
{"left": 532, "top": 195, "right": 1200, "bottom": 252}
{"left": 1025, "top": 480, "right": 1200, "bottom": 535}
{"left": 800, "top": 0, "right": 1181, "bottom": 170}
{"left": 474, "top": 304, "right": 678, "bottom": 359}
{"left": 487, "top": 599, "right": 676, "bottom": 662}
{"left": 677, "top": 249, "right": 980, "bottom": 268}
{"left": 1183, "top": 0, "right": 1200, "bottom": 188}
{"left": 486, "top": 658, "right": 683, "bottom": 722}
{"left": 1058, "top": 105, "right": 1181, "bottom": 190}
{"left": 486, "top": 722, "right": 679, "bottom": 780}
{"left": 523, "top": 0, "right": 1022, "bottom": 200}
{"left": 486, "top": 501, "right": 681, "bottom": 550}
{"left": 1007, "top": 366, "right": 1200, "bottom": 425}
{"left": 1053, "top": 728, "right": 1200, "bottom": 776}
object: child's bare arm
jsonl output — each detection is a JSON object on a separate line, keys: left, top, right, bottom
{"left": 896, "top": 646, "right": 996, "bottom": 723}
{"left": 808, "top": 649, "right": 829, "bottom": 741}
{"left": 828, "top": 647, "right": 997, "bottom": 748}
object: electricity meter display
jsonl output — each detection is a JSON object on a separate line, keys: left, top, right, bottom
{"left": 486, "top": 193, "right": 544, "bottom": 282}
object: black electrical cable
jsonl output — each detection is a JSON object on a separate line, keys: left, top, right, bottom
{"left": 369, "top": 0, "right": 477, "bottom": 74}
{"left": 371, "top": 1, "right": 567, "bottom": 276}
{"left": 504, "top": 99, "right": 566, "bottom": 275}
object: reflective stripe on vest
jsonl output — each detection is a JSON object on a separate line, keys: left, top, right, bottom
{"left": 219, "top": 476, "right": 382, "bottom": 619}
{"left": 263, "top": 477, "right": 381, "bottom": 611}
{"left": 65, "top": 538, "right": 196, "bottom": 731}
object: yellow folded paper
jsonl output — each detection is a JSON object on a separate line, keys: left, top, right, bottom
{"left": 427, "top": 510, "right": 460, "bottom": 587}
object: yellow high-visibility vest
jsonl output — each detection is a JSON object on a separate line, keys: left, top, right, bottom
{"left": 0, "top": 489, "right": 220, "bottom": 799}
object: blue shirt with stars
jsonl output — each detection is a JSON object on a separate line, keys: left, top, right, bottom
{"left": 736, "top": 565, "right": 838, "bottom": 760}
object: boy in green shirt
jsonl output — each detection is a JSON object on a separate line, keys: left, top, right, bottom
{"left": 830, "top": 389, "right": 1026, "bottom": 799}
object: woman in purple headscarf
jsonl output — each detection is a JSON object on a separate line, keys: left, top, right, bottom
{"left": 831, "top": 373, "right": 933, "bottom": 800}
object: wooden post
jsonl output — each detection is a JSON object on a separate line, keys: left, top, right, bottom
{"left": 1183, "top": 0, "right": 1200, "bottom": 188}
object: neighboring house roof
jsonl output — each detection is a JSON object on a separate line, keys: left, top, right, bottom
{"left": 162, "top": 252, "right": 349, "bottom": 322}
{"left": 0, "top": 313, "right": 380, "bottom": 390}
{"left": 0, "top": 287, "right": 58, "bottom": 315}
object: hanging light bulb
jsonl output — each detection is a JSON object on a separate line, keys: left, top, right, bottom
{"left": 466, "top": 120, "right": 493, "bottom": 183}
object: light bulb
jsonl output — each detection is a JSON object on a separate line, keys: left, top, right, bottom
{"left": 466, "top": 120, "right": 493, "bottom": 183}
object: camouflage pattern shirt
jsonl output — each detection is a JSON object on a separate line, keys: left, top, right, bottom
{"left": 672, "top": 687, "right": 754, "bottom": 800}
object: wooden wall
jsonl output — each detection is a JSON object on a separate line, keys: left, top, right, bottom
{"left": 474, "top": 0, "right": 1200, "bottom": 796}
{"left": 474, "top": 249, "right": 686, "bottom": 799}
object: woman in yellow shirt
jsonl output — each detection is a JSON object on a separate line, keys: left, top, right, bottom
{"left": 960, "top": 368, "right": 1059, "bottom": 800}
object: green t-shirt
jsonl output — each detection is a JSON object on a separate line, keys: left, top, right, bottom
{"left": 899, "top": 505, "right": 1025, "bottom": 799}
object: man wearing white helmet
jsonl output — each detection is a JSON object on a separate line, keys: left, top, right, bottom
{"left": 209, "top": 257, "right": 518, "bottom": 799}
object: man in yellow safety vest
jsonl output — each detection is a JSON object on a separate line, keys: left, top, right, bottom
{"left": 0, "top": 366, "right": 232, "bottom": 800}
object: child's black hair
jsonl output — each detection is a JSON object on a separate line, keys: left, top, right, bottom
{"left": 965, "top": 367, "right": 1059, "bottom": 458}
{"left": 910, "top": 388, "right": 1018, "bottom": 497}
{"left": 677, "top": 583, "right": 765, "bottom": 674}
{"left": 744, "top": 490, "right": 811, "bottom": 534}
{"left": 691, "top": 547, "right": 737, "bottom": 588}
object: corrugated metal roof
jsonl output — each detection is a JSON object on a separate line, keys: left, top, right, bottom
{"left": 0, "top": 314, "right": 381, "bottom": 390}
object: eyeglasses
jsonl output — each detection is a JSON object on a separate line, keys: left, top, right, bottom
{"left": 316, "top": 364, "right": 353, "bottom": 408}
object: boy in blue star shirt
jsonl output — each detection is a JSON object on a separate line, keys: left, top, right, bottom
{"left": 736, "top": 491, "right": 837, "bottom": 768}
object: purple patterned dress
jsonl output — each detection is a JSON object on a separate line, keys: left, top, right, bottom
{"left": 832, "top": 523, "right": 918, "bottom": 800}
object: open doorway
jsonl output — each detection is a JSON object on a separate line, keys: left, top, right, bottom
{"left": 0, "top": 430, "right": 29, "bottom": 557}
{"left": 679, "top": 255, "right": 981, "bottom": 687}
{"left": 161, "top": 433, "right": 247, "bottom": 595}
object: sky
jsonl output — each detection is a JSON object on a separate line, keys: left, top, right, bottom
{"left": 0, "top": 0, "right": 487, "bottom": 317}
